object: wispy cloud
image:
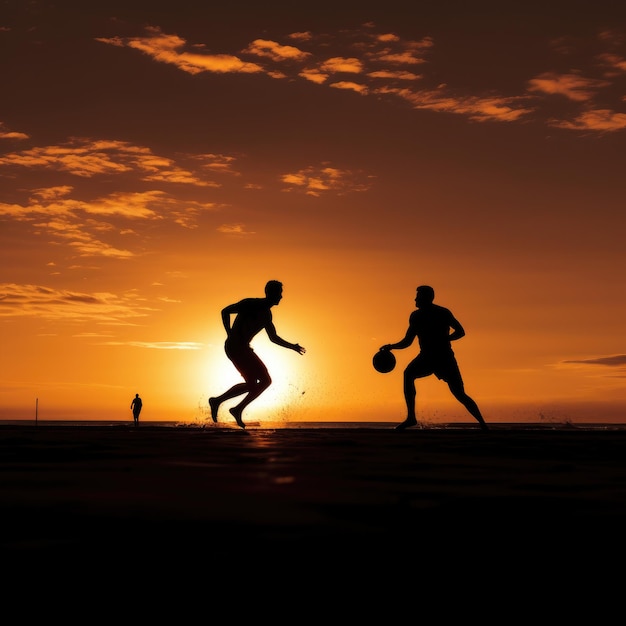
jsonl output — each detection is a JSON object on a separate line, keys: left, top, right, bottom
{"left": 0, "top": 138, "right": 224, "bottom": 185}
{"left": 0, "top": 187, "right": 219, "bottom": 257}
{"left": 96, "top": 27, "right": 264, "bottom": 75}
{"left": 216, "top": 223, "right": 255, "bottom": 235}
{"left": 0, "top": 283, "right": 158, "bottom": 324}
{"left": 243, "top": 39, "right": 311, "bottom": 63}
{"left": 563, "top": 355, "right": 626, "bottom": 366}
{"left": 527, "top": 72, "right": 608, "bottom": 102}
{"left": 0, "top": 121, "right": 29, "bottom": 140}
{"left": 280, "top": 164, "right": 374, "bottom": 196}
{"left": 95, "top": 23, "right": 626, "bottom": 132}
{"left": 549, "top": 109, "right": 626, "bottom": 131}
{"left": 101, "top": 340, "right": 203, "bottom": 350}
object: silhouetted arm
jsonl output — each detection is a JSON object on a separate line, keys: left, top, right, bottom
{"left": 448, "top": 315, "right": 466, "bottom": 342}
{"left": 266, "top": 322, "right": 306, "bottom": 354}
{"left": 221, "top": 302, "right": 240, "bottom": 335}
{"left": 381, "top": 328, "right": 416, "bottom": 351}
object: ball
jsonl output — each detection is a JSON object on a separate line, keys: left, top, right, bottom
{"left": 373, "top": 349, "right": 396, "bottom": 373}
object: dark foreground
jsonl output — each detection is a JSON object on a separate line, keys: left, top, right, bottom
{"left": 3, "top": 423, "right": 626, "bottom": 593}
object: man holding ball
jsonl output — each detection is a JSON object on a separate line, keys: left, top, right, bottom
{"left": 380, "top": 285, "right": 488, "bottom": 431}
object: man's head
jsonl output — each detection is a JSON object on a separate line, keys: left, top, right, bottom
{"left": 265, "top": 280, "right": 284, "bottom": 305}
{"left": 415, "top": 285, "right": 435, "bottom": 307}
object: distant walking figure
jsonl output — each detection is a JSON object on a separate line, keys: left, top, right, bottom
{"left": 209, "top": 280, "right": 306, "bottom": 429}
{"left": 130, "top": 393, "right": 142, "bottom": 425}
{"left": 380, "top": 285, "right": 488, "bottom": 431}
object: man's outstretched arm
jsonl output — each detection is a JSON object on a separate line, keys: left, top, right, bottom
{"left": 266, "top": 323, "right": 306, "bottom": 354}
{"left": 381, "top": 328, "right": 415, "bottom": 351}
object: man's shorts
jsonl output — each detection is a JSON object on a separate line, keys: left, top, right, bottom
{"left": 405, "top": 352, "right": 464, "bottom": 386}
{"left": 225, "top": 340, "right": 270, "bottom": 383}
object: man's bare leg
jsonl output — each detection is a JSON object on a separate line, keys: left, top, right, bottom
{"left": 209, "top": 383, "right": 249, "bottom": 423}
{"left": 449, "top": 385, "right": 489, "bottom": 430}
{"left": 229, "top": 406, "right": 246, "bottom": 429}
{"left": 226, "top": 379, "right": 271, "bottom": 429}
{"left": 396, "top": 375, "right": 419, "bottom": 430}
{"left": 209, "top": 397, "right": 220, "bottom": 422}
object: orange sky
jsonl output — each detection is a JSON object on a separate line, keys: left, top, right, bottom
{"left": 2, "top": 1, "right": 626, "bottom": 425}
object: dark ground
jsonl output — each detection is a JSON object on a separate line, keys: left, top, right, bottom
{"left": 3, "top": 423, "right": 626, "bottom": 605}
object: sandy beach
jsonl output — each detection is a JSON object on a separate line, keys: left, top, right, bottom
{"left": 4, "top": 421, "right": 626, "bottom": 574}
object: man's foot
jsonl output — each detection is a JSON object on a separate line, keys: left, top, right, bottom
{"left": 395, "top": 418, "right": 418, "bottom": 431}
{"left": 479, "top": 422, "right": 489, "bottom": 431}
{"left": 209, "top": 397, "right": 219, "bottom": 423}
{"left": 229, "top": 407, "right": 246, "bottom": 429}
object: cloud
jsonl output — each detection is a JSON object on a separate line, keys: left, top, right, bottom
{"left": 280, "top": 164, "right": 374, "bottom": 196}
{"left": 563, "top": 355, "right": 626, "bottom": 367}
{"left": 0, "top": 122, "right": 29, "bottom": 140}
{"left": 0, "top": 131, "right": 29, "bottom": 140}
{"left": 93, "top": 23, "right": 626, "bottom": 133}
{"left": 97, "top": 27, "right": 264, "bottom": 75}
{"left": 243, "top": 39, "right": 311, "bottom": 62}
{"left": 216, "top": 223, "right": 255, "bottom": 235}
{"left": 287, "top": 32, "right": 313, "bottom": 43}
{"left": 0, "top": 138, "right": 224, "bottom": 186}
{"left": 0, "top": 188, "right": 219, "bottom": 258}
{"left": 597, "top": 52, "right": 626, "bottom": 77}
{"left": 368, "top": 70, "right": 422, "bottom": 80}
{"left": 548, "top": 108, "right": 626, "bottom": 132}
{"left": 527, "top": 72, "right": 609, "bottom": 102}
{"left": 299, "top": 68, "right": 329, "bottom": 84}
{"left": 101, "top": 341, "right": 203, "bottom": 350}
{"left": 329, "top": 81, "right": 368, "bottom": 94}
{"left": 0, "top": 283, "right": 157, "bottom": 324}
{"left": 191, "top": 153, "right": 241, "bottom": 176}
{"left": 319, "top": 57, "right": 364, "bottom": 73}
{"left": 376, "top": 86, "right": 533, "bottom": 122}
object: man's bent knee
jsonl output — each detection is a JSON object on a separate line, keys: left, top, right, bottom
{"left": 256, "top": 375, "right": 272, "bottom": 389}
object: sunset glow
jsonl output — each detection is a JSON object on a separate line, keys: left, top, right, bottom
{"left": 2, "top": 1, "right": 626, "bottom": 425}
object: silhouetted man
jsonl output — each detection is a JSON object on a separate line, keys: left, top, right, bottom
{"left": 380, "top": 285, "right": 488, "bottom": 431}
{"left": 130, "top": 393, "right": 142, "bottom": 425}
{"left": 209, "top": 280, "right": 306, "bottom": 429}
